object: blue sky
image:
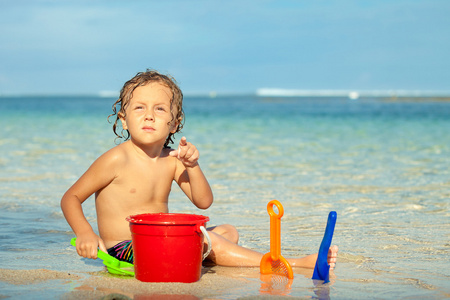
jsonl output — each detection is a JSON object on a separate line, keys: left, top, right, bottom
{"left": 1, "top": 0, "right": 449, "bottom": 95}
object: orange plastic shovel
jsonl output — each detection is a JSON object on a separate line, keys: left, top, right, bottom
{"left": 260, "top": 200, "right": 294, "bottom": 279}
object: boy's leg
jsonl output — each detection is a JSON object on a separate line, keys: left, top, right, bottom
{"left": 205, "top": 230, "right": 263, "bottom": 267}
{"left": 204, "top": 230, "right": 339, "bottom": 269}
{"left": 207, "top": 224, "right": 239, "bottom": 244}
{"left": 286, "top": 245, "right": 338, "bottom": 269}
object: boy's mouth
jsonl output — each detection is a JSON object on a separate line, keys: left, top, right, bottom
{"left": 142, "top": 126, "right": 155, "bottom": 132}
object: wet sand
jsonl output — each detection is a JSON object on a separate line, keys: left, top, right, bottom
{"left": 0, "top": 267, "right": 308, "bottom": 299}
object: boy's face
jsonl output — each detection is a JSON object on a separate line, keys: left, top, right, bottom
{"left": 120, "top": 82, "right": 178, "bottom": 146}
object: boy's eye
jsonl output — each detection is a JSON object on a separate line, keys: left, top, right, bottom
{"left": 134, "top": 106, "right": 144, "bottom": 110}
{"left": 156, "top": 106, "right": 166, "bottom": 112}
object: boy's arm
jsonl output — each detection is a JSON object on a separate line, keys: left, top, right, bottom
{"left": 171, "top": 137, "right": 213, "bottom": 209}
{"left": 60, "top": 151, "right": 117, "bottom": 259}
{"left": 61, "top": 187, "right": 106, "bottom": 259}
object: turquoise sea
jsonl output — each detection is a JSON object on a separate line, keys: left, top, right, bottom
{"left": 1, "top": 95, "right": 449, "bottom": 299}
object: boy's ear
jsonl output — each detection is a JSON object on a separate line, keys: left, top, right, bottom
{"left": 169, "top": 120, "right": 179, "bottom": 134}
{"left": 119, "top": 112, "right": 128, "bottom": 130}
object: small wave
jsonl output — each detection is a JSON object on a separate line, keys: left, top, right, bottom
{"left": 403, "top": 278, "right": 437, "bottom": 290}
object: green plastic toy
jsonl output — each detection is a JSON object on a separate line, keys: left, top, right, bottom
{"left": 70, "top": 237, "right": 134, "bottom": 276}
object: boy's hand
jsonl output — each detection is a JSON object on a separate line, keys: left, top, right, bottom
{"left": 169, "top": 137, "right": 199, "bottom": 167}
{"left": 75, "top": 233, "right": 107, "bottom": 260}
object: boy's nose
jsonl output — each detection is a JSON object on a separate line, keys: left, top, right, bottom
{"left": 145, "top": 110, "right": 154, "bottom": 121}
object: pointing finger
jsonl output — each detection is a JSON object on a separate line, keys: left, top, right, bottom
{"left": 179, "top": 137, "right": 187, "bottom": 146}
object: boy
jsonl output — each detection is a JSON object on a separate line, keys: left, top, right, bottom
{"left": 61, "top": 70, "right": 337, "bottom": 268}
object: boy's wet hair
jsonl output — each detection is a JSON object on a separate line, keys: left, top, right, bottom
{"left": 108, "top": 69, "right": 184, "bottom": 147}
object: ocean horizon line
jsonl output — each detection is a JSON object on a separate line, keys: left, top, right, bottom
{"left": 1, "top": 89, "right": 450, "bottom": 99}
{"left": 255, "top": 88, "right": 450, "bottom": 99}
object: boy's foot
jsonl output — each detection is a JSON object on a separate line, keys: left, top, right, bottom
{"left": 328, "top": 245, "right": 339, "bottom": 269}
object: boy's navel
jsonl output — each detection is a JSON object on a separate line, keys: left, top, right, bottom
{"left": 129, "top": 188, "right": 137, "bottom": 194}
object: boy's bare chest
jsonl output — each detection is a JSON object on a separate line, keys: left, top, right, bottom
{"left": 111, "top": 160, "right": 175, "bottom": 199}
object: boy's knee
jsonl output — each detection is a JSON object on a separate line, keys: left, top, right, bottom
{"left": 219, "top": 224, "right": 239, "bottom": 244}
{"left": 208, "top": 224, "right": 239, "bottom": 244}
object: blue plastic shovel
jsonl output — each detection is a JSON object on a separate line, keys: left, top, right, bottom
{"left": 312, "top": 211, "right": 337, "bottom": 283}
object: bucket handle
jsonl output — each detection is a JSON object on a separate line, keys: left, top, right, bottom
{"left": 200, "top": 226, "right": 212, "bottom": 260}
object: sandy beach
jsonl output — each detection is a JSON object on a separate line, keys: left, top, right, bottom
{"left": 0, "top": 266, "right": 318, "bottom": 299}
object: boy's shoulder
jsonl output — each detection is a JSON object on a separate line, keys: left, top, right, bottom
{"left": 95, "top": 142, "right": 129, "bottom": 166}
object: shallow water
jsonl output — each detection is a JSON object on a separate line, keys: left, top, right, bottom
{"left": 0, "top": 95, "right": 449, "bottom": 299}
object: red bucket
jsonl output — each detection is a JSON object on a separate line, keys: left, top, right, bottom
{"left": 126, "top": 213, "right": 210, "bottom": 283}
